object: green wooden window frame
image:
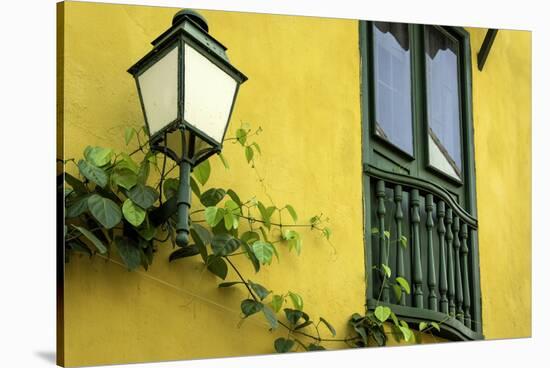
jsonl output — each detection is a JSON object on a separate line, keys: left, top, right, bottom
{"left": 360, "top": 21, "right": 483, "bottom": 341}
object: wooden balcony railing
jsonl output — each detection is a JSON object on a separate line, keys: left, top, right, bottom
{"left": 365, "top": 166, "right": 483, "bottom": 341}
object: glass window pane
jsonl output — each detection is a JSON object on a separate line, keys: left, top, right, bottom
{"left": 184, "top": 44, "right": 238, "bottom": 145}
{"left": 373, "top": 22, "right": 413, "bottom": 155}
{"left": 425, "top": 26, "right": 462, "bottom": 179}
{"left": 138, "top": 47, "right": 179, "bottom": 136}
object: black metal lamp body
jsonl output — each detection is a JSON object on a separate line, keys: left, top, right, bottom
{"left": 128, "top": 10, "right": 248, "bottom": 246}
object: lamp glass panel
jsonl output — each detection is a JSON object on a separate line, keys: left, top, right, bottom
{"left": 184, "top": 44, "right": 237, "bottom": 144}
{"left": 138, "top": 47, "right": 179, "bottom": 137}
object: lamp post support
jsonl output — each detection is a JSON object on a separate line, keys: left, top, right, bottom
{"left": 176, "top": 158, "right": 192, "bottom": 246}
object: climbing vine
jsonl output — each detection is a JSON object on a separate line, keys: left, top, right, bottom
{"left": 61, "top": 122, "right": 445, "bottom": 352}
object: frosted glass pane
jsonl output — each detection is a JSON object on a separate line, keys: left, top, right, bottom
{"left": 373, "top": 22, "right": 413, "bottom": 155}
{"left": 138, "top": 47, "right": 179, "bottom": 136}
{"left": 184, "top": 44, "right": 237, "bottom": 144}
{"left": 425, "top": 26, "right": 462, "bottom": 178}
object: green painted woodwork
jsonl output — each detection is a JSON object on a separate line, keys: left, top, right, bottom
{"left": 411, "top": 189, "right": 423, "bottom": 308}
{"left": 453, "top": 216, "right": 464, "bottom": 323}
{"left": 360, "top": 21, "right": 483, "bottom": 340}
{"left": 425, "top": 194, "right": 437, "bottom": 311}
{"left": 437, "top": 200, "right": 449, "bottom": 314}
{"left": 394, "top": 185, "right": 406, "bottom": 306}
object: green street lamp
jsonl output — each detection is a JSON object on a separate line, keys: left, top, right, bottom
{"left": 128, "top": 9, "right": 248, "bottom": 246}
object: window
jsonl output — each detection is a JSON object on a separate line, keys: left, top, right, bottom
{"left": 360, "top": 22, "right": 483, "bottom": 341}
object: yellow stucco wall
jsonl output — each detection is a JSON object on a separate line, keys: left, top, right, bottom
{"left": 59, "top": 1, "right": 531, "bottom": 366}
{"left": 467, "top": 27, "right": 532, "bottom": 339}
{"left": 60, "top": 2, "right": 364, "bottom": 366}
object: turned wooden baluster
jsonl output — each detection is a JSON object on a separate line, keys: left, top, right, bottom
{"left": 411, "top": 189, "right": 423, "bottom": 308}
{"left": 446, "top": 208, "right": 456, "bottom": 317}
{"left": 394, "top": 185, "right": 406, "bottom": 306}
{"left": 460, "top": 223, "right": 472, "bottom": 328}
{"left": 453, "top": 216, "right": 464, "bottom": 323}
{"left": 376, "top": 180, "right": 390, "bottom": 302}
{"left": 437, "top": 201, "right": 448, "bottom": 314}
{"left": 425, "top": 194, "right": 437, "bottom": 311}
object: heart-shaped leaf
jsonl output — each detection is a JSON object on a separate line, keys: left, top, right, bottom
{"left": 114, "top": 236, "right": 141, "bottom": 271}
{"left": 78, "top": 159, "right": 108, "bottom": 188}
{"left": 374, "top": 305, "right": 391, "bottom": 322}
{"left": 274, "top": 338, "right": 294, "bottom": 353}
{"left": 211, "top": 233, "right": 240, "bottom": 256}
{"left": 87, "top": 194, "right": 121, "bottom": 229}
{"left": 122, "top": 199, "right": 146, "bottom": 227}
{"left": 128, "top": 184, "right": 158, "bottom": 209}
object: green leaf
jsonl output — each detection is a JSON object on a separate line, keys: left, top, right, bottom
{"left": 66, "top": 194, "right": 90, "bottom": 218}
{"left": 399, "top": 235, "right": 408, "bottom": 248}
{"left": 122, "top": 199, "right": 146, "bottom": 227}
{"left": 67, "top": 240, "right": 92, "bottom": 257}
{"left": 399, "top": 325, "right": 414, "bottom": 342}
{"left": 284, "top": 308, "right": 304, "bottom": 326}
{"left": 204, "top": 207, "right": 224, "bottom": 227}
{"left": 223, "top": 211, "right": 236, "bottom": 231}
{"left": 193, "top": 160, "right": 211, "bottom": 186}
{"left": 218, "top": 153, "right": 230, "bottom": 169}
{"left": 248, "top": 280, "right": 271, "bottom": 300}
{"left": 322, "top": 227, "right": 332, "bottom": 240}
{"left": 245, "top": 146, "right": 254, "bottom": 163}
{"left": 240, "top": 231, "right": 260, "bottom": 245}
{"left": 145, "top": 151, "right": 157, "bottom": 165}
{"left": 226, "top": 189, "right": 242, "bottom": 207}
{"left": 137, "top": 217, "right": 156, "bottom": 241}
{"left": 396, "top": 277, "right": 411, "bottom": 294}
{"left": 206, "top": 255, "right": 228, "bottom": 279}
{"left": 257, "top": 201, "right": 275, "bottom": 229}
{"left": 190, "top": 176, "right": 201, "bottom": 198}
{"left": 283, "top": 230, "right": 302, "bottom": 254}
{"left": 78, "top": 159, "right": 108, "bottom": 188}
{"left": 71, "top": 225, "right": 107, "bottom": 254}
{"left": 116, "top": 153, "right": 139, "bottom": 173}
{"left": 128, "top": 184, "right": 159, "bottom": 209}
{"left": 200, "top": 188, "right": 226, "bottom": 207}
{"left": 390, "top": 311, "right": 399, "bottom": 326}
{"left": 211, "top": 233, "right": 240, "bottom": 256}
{"left": 251, "top": 240, "right": 275, "bottom": 265}
{"left": 169, "top": 245, "right": 200, "bottom": 262}
{"left": 419, "top": 322, "right": 428, "bottom": 332}
{"left": 241, "top": 299, "right": 262, "bottom": 317}
{"left": 251, "top": 142, "right": 261, "bottom": 155}
{"left": 274, "top": 338, "right": 294, "bottom": 353}
{"left": 288, "top": 292, "right": 303, "bottom": 311}
{"left": 319, "top": 317, "right": 336, "bottom": 337}
{"left": 371, "top": 227, "right": 379, "bottom": 234}
{"left": 383, "top": 230, "right": 390, "bottom": 239}
{"left": 270, "top": 294, "right": 284, "bottom": 312}
{"left": 285, "top": 204, "right": 298, "bottom": 223}
{"left": 430, "top": 321, "right": 441, "bottom": 332}
{"left": 218, "top": 281, "right": 242, "bottom": 288}
{"left": 262, "top": 305, "right": 278, "bottom": 330}
{"left": 124, "top": 127, "right": 135, "bottom": 145}
{"left": 87, "top": 194, "right": 121, "bottom": 229}
{"left": 112, "top": 168, "right": 138, "bottom": 191}
{"left": 236, "top": 128, "right": 247, "bottom": 146}
{"left": 191, "top": 223, "right": 212, "bottom": 245}
{"left": 114, "top": 236, "right": 141, "bottom": 271}
{"left": 374, "top": 306, "right": 391, "bottom": 322}
{"left": 84, "top": 146, "right": 113, "bottom": 167}
{"left": 225, "top": 200, "right": 241, "bottom": 215}
{"left": 392, "top": 284, "right": 403, "bottom": 303}
{"left": 137, "top": 159, "right": 150, "bottom": 184}
{"left": 241, "top": 241, "right": 260, "bottom": 273}
{"left": 163, "top": 178, "right": 179, "bottom": 200}
{"left": 382, "top": 263, "right": 391, "bottom": 278}
{"left": 306, "top": 344, "right": 325, "bottom": 351}
{"left": 65, "top": 173, "right": 87, "bottom": 193}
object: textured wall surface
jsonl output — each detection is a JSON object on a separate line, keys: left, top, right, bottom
{"left": 60, "top": 2, "right": 364, "bottom": 366}
{"left": 59, "top": 1, "right": 531, "bottom": 366}
{"left": 467, "top": 27, "right": 532, "bottom": 339}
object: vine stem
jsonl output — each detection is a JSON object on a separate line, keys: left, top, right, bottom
{"left": 224, "top": 254, "right": 360, "bottom": 344}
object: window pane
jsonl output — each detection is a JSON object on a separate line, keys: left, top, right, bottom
{"left": 425, "top": 26, "right": 462, "bottom": 179}
{"left": 373, "top": 22, "right": 413, "bottom": 155}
